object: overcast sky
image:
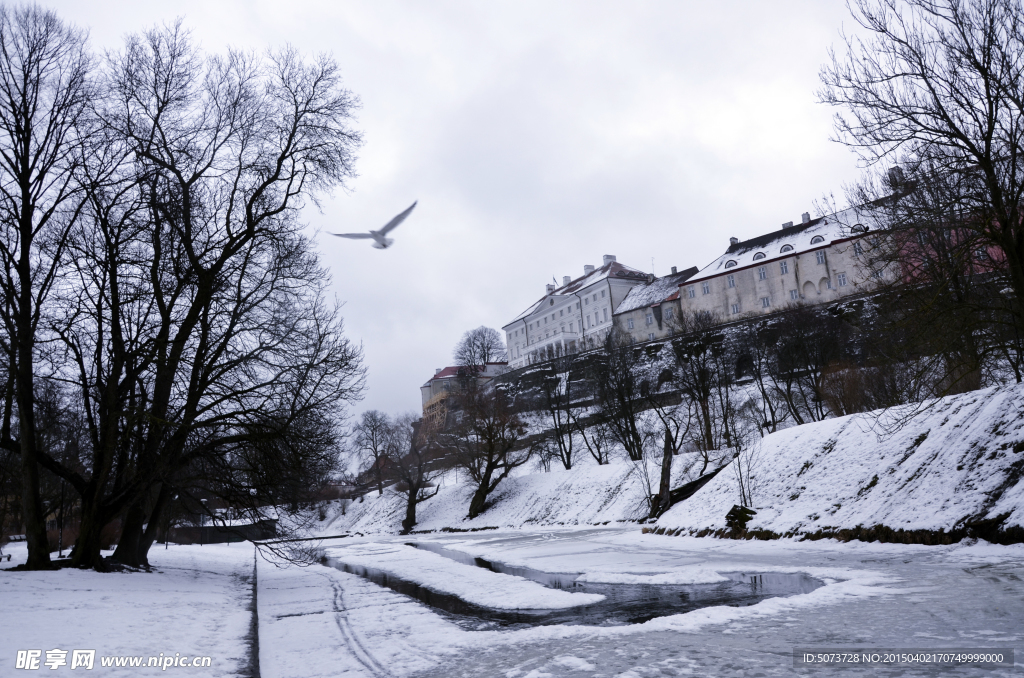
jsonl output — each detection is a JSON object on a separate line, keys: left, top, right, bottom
{"left": 49, "top": 0, "right": 867, "bottom": 417}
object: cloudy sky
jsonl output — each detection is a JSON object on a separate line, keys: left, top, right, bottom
{"left": 50, "top": 0, "right": 867, "bottom": 417}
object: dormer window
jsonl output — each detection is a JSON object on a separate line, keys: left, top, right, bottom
{"left": 810, "top": 235, "right": 825, "bottom": 244}
{"left": 780, "top": 244, "right": 794, "bottom": 253}
{"left": 752, "top": 252, "right": 766, "bottom": 260}
{"left": 724, "top": 260, "right": 738, "bottom": 268}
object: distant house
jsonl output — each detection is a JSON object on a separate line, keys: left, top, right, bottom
{"left": 679, "top": 209, "right": 880, "bottom": 320}
{"left": 613, "top": 266, "right": 699, "bottom": 343}
{"left": 502, "top": 255, "right": 650, "bottom": 368}
{"left": 420, "top": 363, "right": 507, "bottom": 433}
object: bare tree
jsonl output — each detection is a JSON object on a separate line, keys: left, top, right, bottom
{"left": 25, "top": 23, "right": 364, "bottom": 569}
{"left": 449, "top": 384, "right": 532, "bottom": 519}
{"left": 386, "top": 414, "right": 442, "bottom": 534}
{"left": 0, "top": 4, "right": 91, "bottom": 569}
{"left": 820, "top": 0, "right": 1024, "bottom": 383}
{"left": 352, "top": 410, "right": 394, "bottom": 495}
{"left": 536, "top": 359, "right": 586, "bottom": 470}
{"left": 453, "top": 326, "right": 507, "bottom": 366}
{"left": 592, "top": 331, "right": 653, "bottom": 462}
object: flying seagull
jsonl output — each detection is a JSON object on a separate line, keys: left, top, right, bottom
{"left": 330, "top": 201, "right": 417, "bottom": 249}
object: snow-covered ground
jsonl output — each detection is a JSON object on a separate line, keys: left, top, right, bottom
{"left": 0, "top": 541, "right": 254, "bottom": 676}
{"left": 325, "top": 459, "right": 661, "bottom": 534}
{"left": 4, "top": 527, "right": 1022, "bottom": 676}
{"left": 262, "top": 528, "right": 1024, "bottom": 677}
{"left": 657, "top": 382, "right": 1024, "bottom": 536}
{"left": 327, "top": 383, "right": 1024, "bottom": 540}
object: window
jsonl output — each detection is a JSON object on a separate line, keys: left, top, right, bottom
{"left": 780, "top": 260, "right": 789, "bottom": 274}
{"left": 727, "top": 274, "right": 735, "bottom": 288}
{"left": 584, "top": 297, "right": 589, "bottom": 305}
{"left": 810, "top": 235, "right": 825, "bottom": 244}
{"left": 664, "top": 308, "right": 673, "bottom": 320}
{"left": 627, "top": 318, "right": 634, "bottom": 329}
{"left": 758, "top": 266, "right": 766, "bottom": 280}
{"left": 761, "top": 297, "right": 770, "bottom": 308}
{"left": 587, "top": 314, "right": 591, "bottom": 327}
{"left": 851, "top": 223, "right": 867, "bottom": 233}
{"left": 702, "top": 282, "right": 710, "bottom": 295}
{"left": 688, "top": 286, "right": 696, "bottom": 298}
{"left": 559, "top": 309, "right": 564, "bottom": 316}
{"left": 854, "top": 241, "right": 863, "bottom": 255}
{"left": 725, "top": 260, "right": 738, "bottom": 268}
{"left": 593, "top": 294, "right": 598, "bottom": 302}
{"left": 976, "top": 248, "right": 988, "bottom": 260}
{"left": 731, "top": 303, "right": 740, "bottom": 314}
{"left": 816, "top": 250, "right": 826, "bottom": 264}
{"left": 645, "top": 313, "right": 653, "bottom": 325}
{"left": 780, "top": 244, "right": 794, "bottom": 253}
{"left": 825, "top": 278, "right": 833, "bottom": 290}
{"left": 603, "top": 308, "right": 608, "bottom": 321}
{"left": 752, "top": 252, "right": 766, "bottom": 260}
{"left": 601, "top": 290, "right": 606, "bottom": 298}
{"left": 837, "top": 273, "right": 848, "bottom": 287}
{"left": 576, "top": 302, "right": 581, "bottom": 309}
{"left": 790, "top": 289, "right": 799, "bottom": 300}
{"left": 544, "top": 317, "right": 548, "bottom": 324}
{"left": 648, "top": 333, "right": 655, "bottom": 341}
{"left": 569, "top": 321, "right": 574, "bottom": 331}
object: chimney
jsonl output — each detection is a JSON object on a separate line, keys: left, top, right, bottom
{"left": 584, "top": 264, "right": 595, "bottom": 274}
{"left": 602, "top": 254, "right": 617, "bottom": 266}
{"left": 562, "top": 275, "right": 571, "bottom": 286}
{"left": 671, "top": 266, "right": 677, "bottom": 274}
{"left": 782, "top": 221, "right": 794, "bottom": 228}
{"left": 801, "top": 212, "right": 811, "bottom": 224}
{"left": 729, "top": 237, "right": 739, "bottom": 246}
{"left": 545, "top": 283, "right": 555, "bottom": 294}
{"left": 435, "top": 368, "right": 442, "bottom": 375}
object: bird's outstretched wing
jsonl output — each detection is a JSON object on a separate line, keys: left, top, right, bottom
{"left": 379, "top": 201, "right": 417, "bottom": 235}
{"left": 330, "top": 232, "right": 374, "bottom": 239}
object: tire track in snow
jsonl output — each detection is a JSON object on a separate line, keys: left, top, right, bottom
{"left": 324, "top": 572, "right": 388, "bottom": 677}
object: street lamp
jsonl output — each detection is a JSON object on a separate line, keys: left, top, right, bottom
{"left": 200, "top": 499, "right": 208, "bottom": 547}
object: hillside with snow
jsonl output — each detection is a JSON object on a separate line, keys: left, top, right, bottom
{"left": 655, "top": 383, "right": 1024, "bottom": 539}
{"left": 326, "top": 383, "right": 1024, "bottom": 542}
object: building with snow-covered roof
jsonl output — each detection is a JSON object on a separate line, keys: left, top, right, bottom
{"left": 502, "top": 255, "right": 650, "bottom": 368}
{"left": 613, "top": 265, "right": 700, "bottom": 343}
{"left": 420, "top": 363, "right": 507, "bottom": 433}
{"left": 679, "top": 207, "right": 883, "bottom": 320}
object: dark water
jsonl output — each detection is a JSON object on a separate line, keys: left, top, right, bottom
{"left": 327, "top": 541, "right": 824, "bottom": 629}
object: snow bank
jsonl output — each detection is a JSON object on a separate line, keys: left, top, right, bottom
{"left": 325, "top": 542, "right": 604, "bottom": 609}
{"left": 657, "top": 383, "right": 1024, "bottom": 536}
{"left": 324, "top": 458, "right": 667, "bottom": 534}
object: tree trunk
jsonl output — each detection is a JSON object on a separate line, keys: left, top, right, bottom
{"left": 401, "top": 485, "right": 419, "bottom": 534}
{"left": 467, "top": 467, "right": 494, "bottom": 519}
{"left": 111, "top": 500, "right": 146, "bottom": 567}
{"left": 70, "top": 496, "right": 107, "bottom": 569}
{"left": 653, "top": 428, "right": 673, "bottom": 518}
{"left": 15, "top": 292, "right": 50, "bottom": 569}
{"left": 137, "top": 483, "right": 172, "bottom": 567}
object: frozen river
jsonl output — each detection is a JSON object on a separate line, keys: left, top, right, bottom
{"left": 262, "top": 527, "right": 1024, "bottom": 677}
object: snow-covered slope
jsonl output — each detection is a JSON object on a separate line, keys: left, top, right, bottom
{"left": 656, "top": 383, "right": 1024, "bottom": 537}
{"left": 325, "top": 383, "right": 1024, "bottom": 540}
{"left": 323, "top": 459, "right": 674, "bottom": 534}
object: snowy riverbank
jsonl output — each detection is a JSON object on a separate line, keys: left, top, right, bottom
{"left": 655, "top": 382, "right": 1024, "bottom": 538}
{"left": 326, "top": 383, "right": 1024, "bottom": 541}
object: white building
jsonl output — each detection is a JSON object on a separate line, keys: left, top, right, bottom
{"left": 678, "top": 208, "right": 880, "bottom": 320}
{"left": 613, "top": 265, "right": 699, "bottom": 343}
{"left": 502, "top": 255, "right": 649, "bottom": 369}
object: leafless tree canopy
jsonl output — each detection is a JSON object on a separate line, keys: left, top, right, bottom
{"left": 453, "top": 326, "right": 506, "bottom": 366}
{"left": 820, "top": 0, "right": 1024, "bottom": 388}
{"left": 0, "top": 11, "right": 365, "bottom": 570}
